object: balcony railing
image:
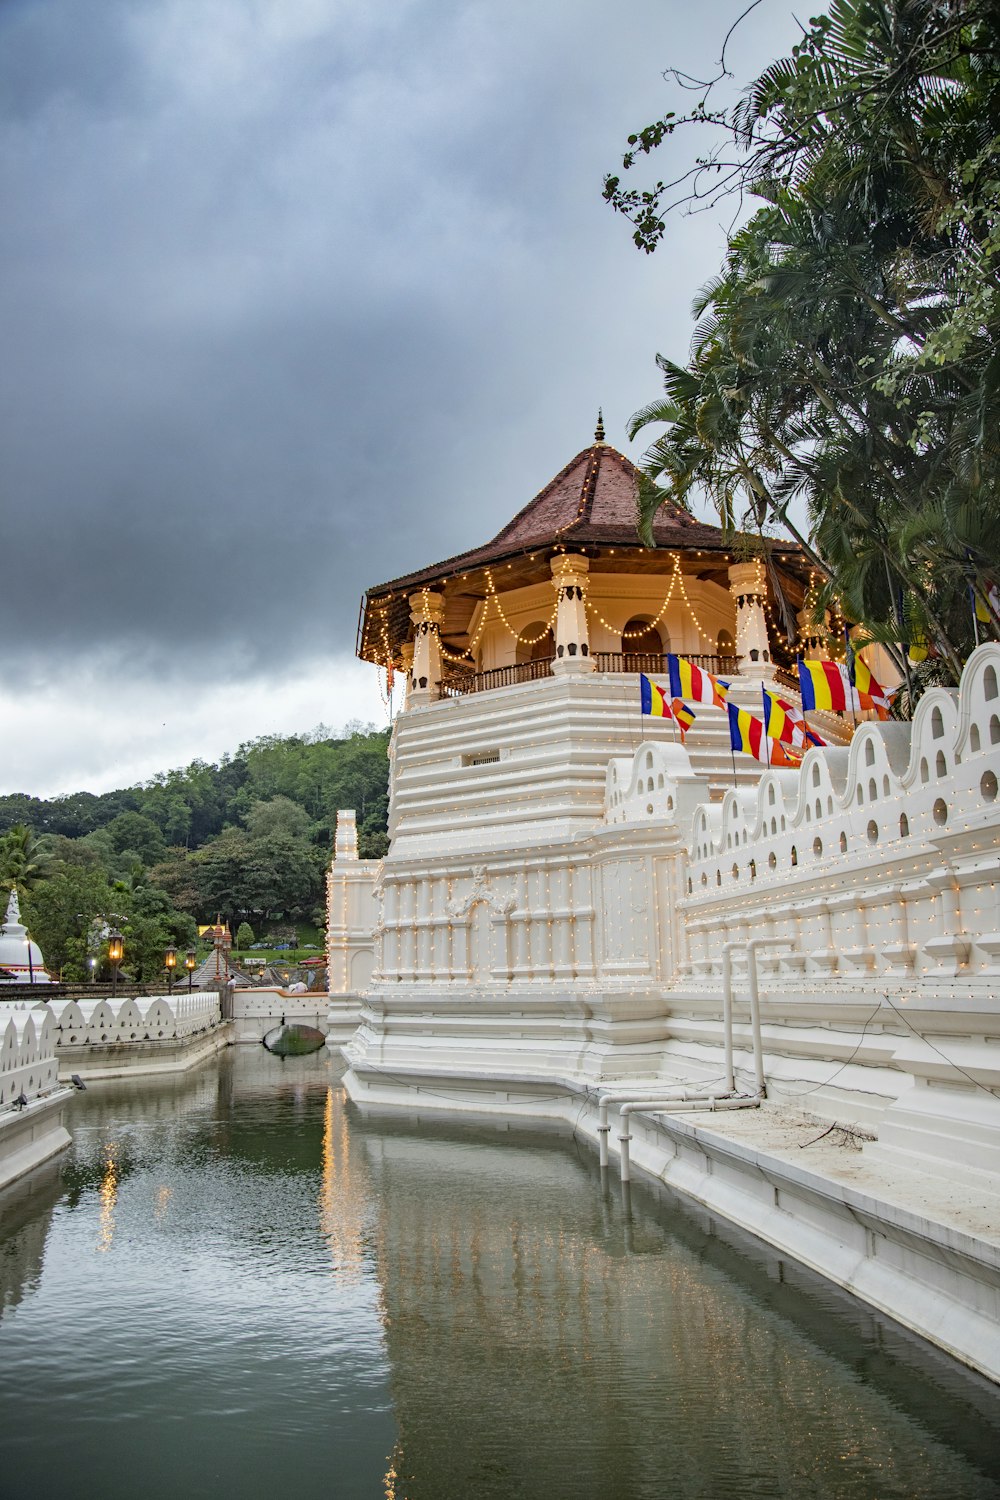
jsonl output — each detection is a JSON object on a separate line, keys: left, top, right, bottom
{"left": 438, "top": 653, "right": 741, "bottom": 697}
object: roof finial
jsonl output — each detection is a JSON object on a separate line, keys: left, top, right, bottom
{"left": 594, "top": 408, "right": 606, "bottom": 444}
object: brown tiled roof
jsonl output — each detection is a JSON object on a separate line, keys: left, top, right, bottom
{"left": 365, "top": 443, "right": 726, "bottom": 599}
{"left": 358, "top": 440, "right": 805, "bottom": 663}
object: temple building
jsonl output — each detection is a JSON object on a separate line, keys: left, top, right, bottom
{"left": 328, "top": 424, "right": 1000, "bottom": 1385}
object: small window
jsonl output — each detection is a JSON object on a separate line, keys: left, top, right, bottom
{"left": 971, "top": 724, "right": 981, "bottom": 753}
{"left": 732, "top": 864, "right": 739, "bottom": 881}
{"left": 865, "top": 740, "right": 875, "bottom": 767}
{"left": 935, "top": 751, "right": 947, "bottom": 777}
{"left": 920, "top": 758, "right": 929, "bottom": 783}
{"left": 839, "top": 831, "right": 848, "bottom": 853}
{"left": 805, "top": 806, "right": 811, "bottom": 822}
{"left": 687, "top": 878, "right": 693, "bottom": 894}
{"left": 657, "top": 774, "right": 664, "bottom": 788}
{"left": 856, "top": 785, "right": 864, "bottom": 805}
{"left": 465, "top": 750, "right": 501, "bottom": 766}
{"left": 768, "top": 851, "right": 776, "bottom": 871}
{"left": 899, "top": 813, "right": 909, "bottom": 837}
{"left": 768, "top": 786, "right": 775, "bottom": 806}
{"left": 813, "top": 837, "right": 822, "bottom": 858}
{"left": 749, "top": 859, "right": 757, "bottom": 880}
{"left": 812, "top": 764, "right": 821, "bottom": 788}
{"left": 883, "top": 776, "right": 890, "bottom": 796}
{"left": 716, "top": 869, "right": 722, "bottom": 886}
{"left": 985, "top": 665, "right": 998, "bottom": 701}
{"left": 933, "top": 798, "right": 948, "bottom": 826}
{"left": 646, "top": 803, "right": 654, "bottom": 815}
{"left": 770, "top": 817, "right": 777, "bottom": 835}
{"left": 645, "top": 751, "right": 653, "bottom": 769}
{"left": 992, "top": 716, "right": 1000, "bottom": 746}
{"left": 981, "top": 770, "right": 998, "bottom": 803}
{"left": 790, "top": 846, "right": 798, "bottom": 867}
{"left": 667, "top": 796, "right": 674, "bottom": 811}
{"left": 867, "top": 820, "right": 879, "bottom": 843}
{"left": 869, "top": 778, "right": 877, "bottom": 801}
{"left": 701, "top": 872, "right": 707, "bottom": 886}
{"left": 815, "top": 799, "right": 822, "bottom": 819}
{"left": 931, "top": 706, "right": 944, "bottom": 739}
{"left": 827, "top": 797, "right": 833, "bottom": 815}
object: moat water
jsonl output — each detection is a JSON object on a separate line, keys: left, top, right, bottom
{"left": 1, "top": 1049, "right": 999, "bottom": 1499}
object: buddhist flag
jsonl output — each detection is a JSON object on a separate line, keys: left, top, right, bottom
{"left": 850, "top": 656, "right": 891, "bottom": 720}
{"left": 728, "top": 702, "right": 801, "bottom": 767}
{"left": 762, "top": 689, "right": 826, "bottom": 749}
{"left": 640, "top": 674, "right": 672, "bottom": 718}
{"left": 671, "top": 699, "right": 696, "bottom": 742}
{"left": 667, "top": 653, "right": 729, "bottom": 708}
{"left": 797, "top": 658, "right": 849, "bottom": 712}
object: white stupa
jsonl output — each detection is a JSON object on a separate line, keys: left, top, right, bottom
{"left": 0, "top": 888, "right": 51, "bottom": 984}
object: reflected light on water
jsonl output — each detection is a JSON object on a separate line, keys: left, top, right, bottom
{"left": 96, "top": 1142, "right": 118, "bottom": 1253}
{"left": 153, "top": 1185, "right": 173, "bottom": 1224}
{"left": 318, "top": 1086, "right": 365, "bottom": 1282}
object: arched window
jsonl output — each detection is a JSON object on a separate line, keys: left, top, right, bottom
{"left": 515, "top": 622, "right": 554, "bottom": 665}
{"left": 621, "top": 617, "right": 666, "bottom": 672}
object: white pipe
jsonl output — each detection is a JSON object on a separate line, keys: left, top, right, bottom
{"left": 721, "top": 943, "right": 741, "bottom": 1093}
{"left": 616, "top": 1096, "right": 761, "bottom": 1181}
{"left": 744, "top": 938, "right": 794, "bottom": 1097}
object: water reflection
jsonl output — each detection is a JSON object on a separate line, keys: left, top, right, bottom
{"left": 96, "top": 1141, "right": 118, "bottom": 1252}
{"left": 0, "top": 1052, "right": 996, "bottom": 1500}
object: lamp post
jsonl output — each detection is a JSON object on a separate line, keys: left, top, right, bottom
{"left": 108, "top": 928, "right": 124, "bottom": 998}
{"left": 88, "top": 956, "right": 97, "bottom": 984}
{"left": 185, "top": 950, "right": 196, "bottom": 992}
{"left": 164, "top": 944, "right": 177, "bottom": 994}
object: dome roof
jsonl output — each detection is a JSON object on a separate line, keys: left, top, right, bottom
{"left": 0, "top": 889, "right": 50, "bottom": 984}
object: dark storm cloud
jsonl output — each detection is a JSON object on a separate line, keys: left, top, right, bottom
{"left": 0, "top": 0, "right": 798, "bottom": 694}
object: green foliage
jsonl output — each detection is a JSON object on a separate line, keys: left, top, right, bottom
{"left": 5, "top": 725, "right": 390, "bottom": 978}
{"left": 236, "top": 921, "right": 255, "bottom": 950}
{"left": 611, "top": 0, "right": 1000, "bottom": 682}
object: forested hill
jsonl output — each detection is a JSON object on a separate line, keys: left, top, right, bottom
{"left": 0, "top": 725, "right": 390, "bottom": 982}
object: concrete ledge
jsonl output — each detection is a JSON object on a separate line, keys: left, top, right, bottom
{"left": 0, "top": 1089, "right": 72, "bottom": 1191}
{"left": 57, "top": 1023, "right": 233, "bottom": 1080}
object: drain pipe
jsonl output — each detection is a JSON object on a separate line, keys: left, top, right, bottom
{"left": 616, "top": 1095, "right": 762, "bottom": 1182}
{"left": 597, "top": 1086, "right": 730, "bottom": 1166}
{"left": 744, "top": 937, "right": 794, "bottom": 1097}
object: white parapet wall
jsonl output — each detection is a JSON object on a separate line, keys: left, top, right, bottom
{"left": 0, "top": 1001, "right": 72, "bottom": 1190}
{"left": 48, "top": 991, "right": 227, "bottom": 1080}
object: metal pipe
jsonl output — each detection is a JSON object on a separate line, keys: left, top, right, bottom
{"left": 721, "top": 943, "right": 740, "bottom": 1093}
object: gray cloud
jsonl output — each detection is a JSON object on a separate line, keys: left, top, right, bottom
{"left": 0, "top": 0, "right": 799, "bottom": 785}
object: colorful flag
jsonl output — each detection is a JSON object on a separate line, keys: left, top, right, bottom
{"left": 727, "top": 702, "right": 767, "bottom": 761}
{"left": 729, "top": 702, "right": 801, "bottom": 766}
{"left": 671, "top": 699, "right": 696, "bottom": 742}
{"left": 768, "top": 738, "right": 802, "bottom": 769}
{"left": 640, "top": 674, "right": 672, "bottom": 718}
{"left": 850, "top": 656, "right": 891, "bottom": 720}
{"left": 797, "top": 658, "right": 849, "bottom": 712}
{"left": 762, "top": 689, "right": 826, "bottom": 748}
{"left": 667, "top": 653, "right": 729, "bottom": 708}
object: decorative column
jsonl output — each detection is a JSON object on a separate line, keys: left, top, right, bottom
{"left": 409, "top": 590, "right": 445, "bottom": 703}
{"left": 796, "top": 606, "right": 830, "bottom": 660}
{"left": 550, "top": 554, "right": 594, "bottom": 675}
{"left": 728, "top": 560, "right": 775, "bottom": 679}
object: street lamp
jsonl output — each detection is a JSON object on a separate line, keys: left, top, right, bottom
{"left": 185, "top": 949, "right": 196, "bottom": 992}
{"left": 164, "top": 944, "right": 177, "bottom": 994}
{"left": 108, "top": 929, "right": 124, "bottom": 997}
{"left": 88, "top": 956, "right": 97, "bottom": 983}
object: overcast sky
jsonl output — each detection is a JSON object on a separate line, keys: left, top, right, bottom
{"left": 0, "top": 0, "right": 802, "bottom": 798}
